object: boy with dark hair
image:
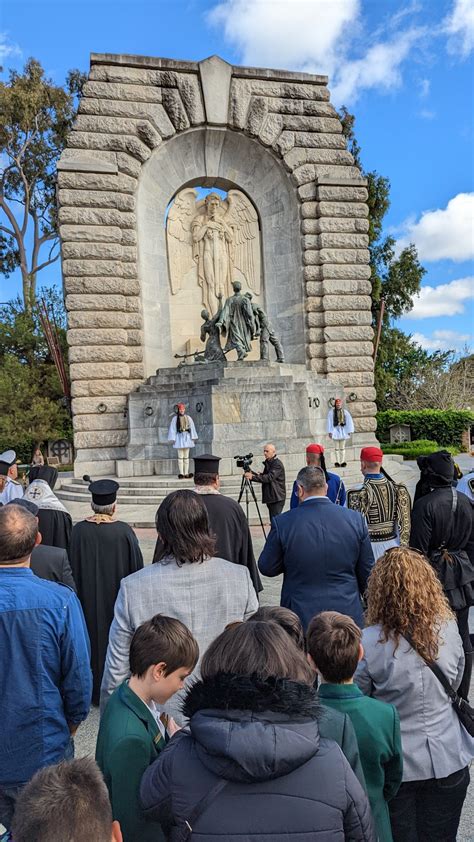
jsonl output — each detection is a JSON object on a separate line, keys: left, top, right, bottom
{"left": 307, "top": 611, "right": 403, "bottom": 842}
{"left": 96, "top": 615, "right": 199, "bottom": 842}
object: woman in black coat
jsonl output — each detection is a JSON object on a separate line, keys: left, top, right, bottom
{"left": 140, "top": 621, "right": 375, "bottom": 841}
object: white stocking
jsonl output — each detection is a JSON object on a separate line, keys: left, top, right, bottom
{"left": 183, "top": 451, "right": 190, "bottom": 476}
{"left": 177, "top": 449, "right": 186, "bottom": 476}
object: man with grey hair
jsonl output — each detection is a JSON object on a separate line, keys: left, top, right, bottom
{"left": 258, "top": 466, "right": 374, "bottom": 630}
{"left": 245, "top": 443, "right": 286, "bottom": 520}
{"left": 70, "top": 479, "right": 143, "bottom": 706}
{"left": 0, "top": 505, "right": 91, "bottom": 833}
{"left": 10, "top": 757, "right": 122, "bottom": 842}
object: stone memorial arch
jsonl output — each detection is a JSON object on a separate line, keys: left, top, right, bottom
{"left": 57, "top": 54, "right": 376, "bottom": 477}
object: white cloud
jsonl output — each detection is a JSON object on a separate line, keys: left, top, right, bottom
{"left": 412, "top": 329, "right": 471, "bottom": 351}
{"left": 207, "top": 0, "right": 425, "bottom": 105}
{"left": 418, "top": 77, "right": 430, "bottom": 97}
{"left": 418, "top": 108, "right": 436, "bottom": 119}
{"left": 396, "top": 193, "right": 474, "bottom": 262}
{"left": 0, "top": 33, "right": 22, "bottom": 64}
{"left": 444, "top": 0, "right": 474, "bottom": 57}
{"left": 405, "top": 277, "right": 473, "bottom": 319}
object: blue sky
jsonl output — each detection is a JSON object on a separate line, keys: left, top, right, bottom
{"left": 1, "top": 0, "right": 473, "bottom": 354}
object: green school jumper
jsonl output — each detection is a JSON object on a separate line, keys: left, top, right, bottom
{"left": 318, "top": 683, "right": 403, "bottom": 842}
{"left": 96, "top": 681, "right": 166, "bottom": 842}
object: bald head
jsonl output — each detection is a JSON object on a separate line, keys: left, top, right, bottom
{"left": 263, "top": 443, "right": 276, "bottom": 459}
{"left": 0, "top": 505, "right": 38, "bottom": 564}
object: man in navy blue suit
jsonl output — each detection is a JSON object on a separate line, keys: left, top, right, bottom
{"left": 258, "top": 466, "right": 374, "bottom": 630}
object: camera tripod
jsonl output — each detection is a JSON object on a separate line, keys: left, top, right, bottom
{"left": 238, "top": 474, "right": 267, "bottom": 538}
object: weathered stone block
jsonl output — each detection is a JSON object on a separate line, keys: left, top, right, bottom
{"left": 329, "top": 371, "right": 375, "bottom": 387}
{"left": 80, "top": 98, "right": 175, "bottom": 138}
{"left": 258, "top": 113, "right": 283, "bottom": 146}
{"left": 307, "top": 328, "right": 324, "bottom": 342}
{"left": 266, "top": 98, "right": 335, "bottom": 117}
{"left": 350, "top": 401, "right": 377, "bottom": 418}
{"left": 58, "top": 189, "right": 135, "bottom": 212}
{"left": 324, "top": 311, "right": 372, "bottom": 327}
{"left": 82, "top": 81, "right": 163, "bottom": 102}
{"left": 345, "top": 386, "right": 376, "bottom": 402}
{"left": 304, "top": 311, "right": 324, "bottom": 327}
{"left": 293, "top": 164, "right": 361, "bottom": 187}
{"left": 162, "top": 88, "right": 190, "bottom": 131}
{"left": 307, "top": 343, "right": 325, "bottom": 358}
{"left": 247, "top": 96, "right": 268, "bottom": 136}
{"left": 68, "top": 311, "right": 141, "bottom": 329}
{"left": 305, "top": 297, "right": 323, "bottom": 313}
{"left": 316, "top": 185, "right": 368, "bottom": 202}
{"left": 317, "top": 201, "right": 369, "bottom": 218}
{"left": 324, "top": 341, "right": 374, "bottom": 357}
{"left": 284, "top": 147, "right": 354, "bottom": 171}
{"left": 293, "top": 131, "right": 346, "bottom": 149}
{"left": 323, "top": 325, "right": 374, "bottom": 342}
{"left": 60, "top": 224, "right": 122, "bottom": 243}
{"left": 62, "top": 242, "right": 123, "bottom": 261}
{"left": 128, "top": 363, "right": 145, "bottom": 378}
{"left": 74, "top": 430, "right": 128, "bottom": 448}
{"left": 308, "top": 358, "right": 326, "bottom": 373}
{"left": 126, "top": 330, "right": 143, "bottom": 345}
{"left": 240, "top": 78, "right": 330, "bottom": 101}
{"left": 72, "top": 396, "right": 127, "bottom": 415}
{"left": 67, "top": 328, "right": 128, "bottom": 345}
{"left": 62, "top": 259, "right": 132, "bottom": 278}
{"left": 69, "top": 344, "right": 142, "bottom": 363}
{"left": 70, "top": 362, "right": 130, "bottom": 380}
{"left": 283, "top": 116, "right": 342, "bottom": 133}
{"left": 71, "top": 378, "right": 142, "bottom": 398}
{"left": 116, "top": 153, "right": 142, "bottom": 179}
{"left": 57, "top": 171, "right": 136, "bottom": 193}
{"left": 323, "top": 294, "right": 372, "bottom": 311}
{"left": 307, "top": 312, "right": 324, "bottom": 327}
{"left": 318, "top": 248, "right": 370, "bottom": 265}
{"left": 65, "top": 277, "right": 140, "bottom": 295}
{"left": 301, "top": 202, "right": 318, "bottom": 219}
{"left": 310, "top": 217, "right": 369, "bottom": 234}
{"left": 325, "top": 355, "right": 374, "bottom": 373}
{"left": 58, "top": 207, "right": 136, "bottom": 228}
{"left": 304, "top": 264, "right": 371, "bottom": 281}
{"left": 321, "top": 279, "right": 372, "bottom": 295}
{"left": 68, "top": 131, "right": 151, "bottom": 162}
{"left": 354, "top": 417, "right": 377, "bottom": 433}
{"left": 66, "top": 293, "right": 127, "bottom": 311}
{"left": 73, "top": 412, "right": 128, "bottom": 432}
{"left": 317, "top": 233, "right": 369, "bottom": 249}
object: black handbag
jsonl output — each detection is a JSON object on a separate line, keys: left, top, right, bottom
{"left": 405, "top": 632, "right": 474, "bottom": 737}
{"left": 429, "top": 489, "right": 474, "bottom": 610}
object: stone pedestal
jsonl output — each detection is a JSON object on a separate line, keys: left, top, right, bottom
{"left": 120, "top": 360, "right": 375, "bottom": 478}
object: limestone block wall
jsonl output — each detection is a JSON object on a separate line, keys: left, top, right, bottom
{"left": 57, "top": 53, "right": 376, "bottom": 474}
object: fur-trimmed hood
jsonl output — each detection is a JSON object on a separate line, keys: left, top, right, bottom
{"left": 182, "top": 673, "right": 321, "bottom": 784}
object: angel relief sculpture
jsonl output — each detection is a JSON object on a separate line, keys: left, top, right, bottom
{"left": 166, "top": 188, "right": 261, "bottom": 316}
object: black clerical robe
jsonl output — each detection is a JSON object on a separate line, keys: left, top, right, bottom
{"left": 153, "top": 491, "right": 262, "bottom": 594}
{"left": 70, "top": 519, "right": 144, "bottom": 705}
{"left": 37, "top": 509, "right": 72, "bottom": 554}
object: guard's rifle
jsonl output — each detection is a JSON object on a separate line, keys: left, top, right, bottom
{"left": 174, "top": 350, "right": 206, "bottom": 367}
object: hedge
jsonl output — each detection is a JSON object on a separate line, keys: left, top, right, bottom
{"left": 376, "top": 410, "right": 473, "bottom": 449}
{"left": 382, "top": 439, "right": 458, "bottom": 460}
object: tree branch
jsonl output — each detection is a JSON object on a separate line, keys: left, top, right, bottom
{"left": 0, "top": 224, "right": 15, "bottom": 237}
{"left": 32, "top": 249, "right": 60, "bottom": 275}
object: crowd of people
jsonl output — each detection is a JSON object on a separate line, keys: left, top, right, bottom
{"left": 0, "top": 442, "right": 473, "bottom": 842}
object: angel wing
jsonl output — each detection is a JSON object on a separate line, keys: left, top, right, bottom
{"left": 224, "top": 189, "right": 261, "bottom": 295}
{"left": 166, "top": 188, "right": 198, "bottom": 294}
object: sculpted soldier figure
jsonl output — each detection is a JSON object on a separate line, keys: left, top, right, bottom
{"left": 216, "top": 281, "right": 256, "bottom": 361}
{"left": 200, "top": 295, "right": 226, "bottom": 363}
{"left": 245, "top": 293, "right": 284, "bottom": 363}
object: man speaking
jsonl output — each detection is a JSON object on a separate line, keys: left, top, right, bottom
{"left": 245, "top": 443, "right": 286, "bottom": 520}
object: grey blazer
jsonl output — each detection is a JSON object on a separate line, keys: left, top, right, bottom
{"left": 100, "top": 555, "right": 258, "bottom": 719}
{"left": 355, "top": 619, "right": 474, "bottom": 782}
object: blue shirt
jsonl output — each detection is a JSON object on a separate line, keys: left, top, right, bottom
{"left": 0, "top": 568, "right": 92, "bottom": 786}
{"left": 290, "top": 472, "right": 346, "bottom": 509}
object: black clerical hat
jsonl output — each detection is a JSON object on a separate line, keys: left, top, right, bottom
{"left": 192, "top": 453, "right": 221, "bottom": 474}
{"left": 87, "top": 479, "right": 119, "bottom": 505}
{"left": 7, "top": 498, "right": 39, "bottom": 517}
{"left": 29, "top": 465, "right": 58, "bottom": 490}
{"left": 0, "top": 461, "right": 9, "bottom": 477}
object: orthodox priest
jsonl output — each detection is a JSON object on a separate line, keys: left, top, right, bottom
{"left": 23, "top": 466, "right": 72, "bottom": 554}
{"left": 70, "top": 479, "right": 144, "bottom": 705}
{"left": 347, "top": 446, "right": 411, "bottom": 560}
{"left": 152, "top": 454, "right": 262, "bottom": 595}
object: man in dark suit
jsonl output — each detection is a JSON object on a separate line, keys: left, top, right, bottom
{"left": 245, "top": 443, "right": 286, "bottom": 519}
{"left": 258, "top": 465, "right": 374, "bottom": 629}
{"left": 7, "top": 498, "right": 76, "bottom": 590}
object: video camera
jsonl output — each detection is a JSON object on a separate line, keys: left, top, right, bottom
{"left": 234, "top": 453, "right": 253, "bottom": 472}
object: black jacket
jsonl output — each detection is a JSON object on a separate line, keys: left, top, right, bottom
{"left": 30, "top": 544, "right": 76, "bottom": 592}
{"left": 251, "top": 456, "right": 286, "bottom": 504}
{"left": 410, "top": 486, "right": 473, "bottom": 556}
{"left": 140, "top": 674, "right": 375, "bottom": 841}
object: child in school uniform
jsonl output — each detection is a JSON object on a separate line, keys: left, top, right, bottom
{"left": 307, "top": 611, "right": 403, "bottom": 842}
{"left": 96, "top": 614, "right": 199, "bottom": 842}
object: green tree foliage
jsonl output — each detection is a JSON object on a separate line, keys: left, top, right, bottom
{"left": 0, "top": 59, "right": 85, "bottom": 310}
{"left": 339, "top": 107, "right": 428, "bottom": 408}
{"left": 0, "top": 287, "right": 72, "bottom": 459}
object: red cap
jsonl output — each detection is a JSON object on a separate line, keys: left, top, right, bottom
{"left": 360, "top": 446, "right": 384, "bottom": 462}
{"left": 306, "top": 443, "right": 324, "bottom": 455}
{"left": 335, "top": 397, "right": 343, "bottom": 405}
{"left": 177, "top": 403, "right": 186, "bottom": 411}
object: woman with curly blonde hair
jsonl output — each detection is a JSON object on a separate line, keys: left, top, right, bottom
{"left": 355, "top": 547, "right": 474, "bottom": 842}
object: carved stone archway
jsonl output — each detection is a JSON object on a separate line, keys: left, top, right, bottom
{"left": 58, "top": 54, "right": 376, "bottom": 476}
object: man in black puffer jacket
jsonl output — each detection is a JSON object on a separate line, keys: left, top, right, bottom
{"left": 140, "top": 622, "right": 375, "bottom": 841}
